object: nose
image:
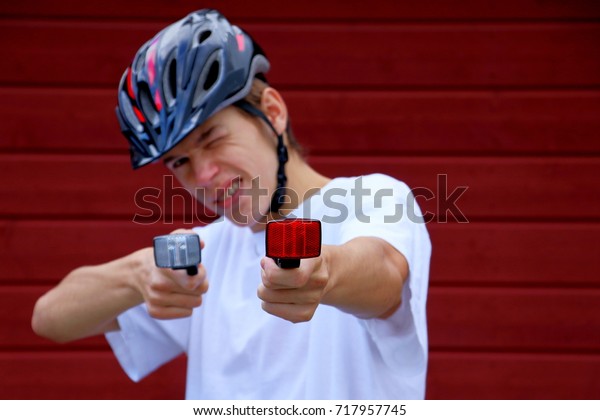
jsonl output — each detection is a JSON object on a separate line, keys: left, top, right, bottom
{"left": 190, "top": 154, "right": 219, "bottom": 187}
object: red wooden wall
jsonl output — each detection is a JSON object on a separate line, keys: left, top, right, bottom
{"left": 1, "top": 1, "right": 599, "bottom": 399}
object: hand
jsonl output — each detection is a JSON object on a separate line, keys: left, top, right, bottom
{"left": 257, "top": 254, "right": 330, "bottom": 323}
{"left": 134, "top": 230, "right": 208, "bottom": 319}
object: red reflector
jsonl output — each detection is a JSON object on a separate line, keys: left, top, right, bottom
{"left": 266, "top": 219, "right": 321, "bottom": 259}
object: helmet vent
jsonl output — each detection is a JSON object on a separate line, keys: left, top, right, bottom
{"left": 203, "top": 60, "right": 220, "bottom": 91}
{"left": 133, "top": 52, "right": 144, "bottom": 73}
{"left": 198, "top": 30, "right": 212, "bottom": 44}
{"left": 163, "top": 57, "right": 178, "bottom": 108}
{"left": 192, "top": 49, "right": 221, "bottom": 110}
{"left": 138, "top": 82, "right": 159, "bottom": 127}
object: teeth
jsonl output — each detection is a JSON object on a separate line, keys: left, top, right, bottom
{"left": 215, "top": 179, "right": 241, "bottom": 204}
{"left": 225, "top": 179, "right": 240, "bottom": 199}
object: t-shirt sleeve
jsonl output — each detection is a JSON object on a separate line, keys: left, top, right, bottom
{"left": 105, "top": 304, "right": 190, "bottom": 382}
{"left": 104, "top": 223, "right": 218, "bottom": 382}
{"left": 337, "top": 174, "right": 432, "bottom": 377}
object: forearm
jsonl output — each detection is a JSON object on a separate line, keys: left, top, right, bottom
{"left": 32, "top": 250, "right": 147, "bottom": 343}
{"left": 321, "top": 237, "right": 408, "bottom": 319}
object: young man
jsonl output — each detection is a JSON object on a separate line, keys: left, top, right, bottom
{"left": 32, "top": 9, "right": 431, "bottom": 399}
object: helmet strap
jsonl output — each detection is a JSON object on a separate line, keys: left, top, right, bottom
{"left": 233, "top": 100, "right": 288, "bottom": 213}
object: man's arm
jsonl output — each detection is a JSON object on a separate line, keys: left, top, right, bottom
{"left": 32, "top": 246, "right": 208, "bottom": 343}
{"left": 258, "top": 236, "right": 407, "bottom": 323}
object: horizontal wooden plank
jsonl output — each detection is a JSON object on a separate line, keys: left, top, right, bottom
{"left": 292, "top": 91, "right": 600, "bottom": 156}
{"left": 313, "top": 156, "right": 600, "bottom": 221}
{"left": 427, "top": 352, "right": 600, "bottom": 399}
{"left": 0, "top": 285, "right": 108, "bottom": 350}
{"left": 0, "top": 88, "right": 123, "bottom": 152}
{"left": 429, "top": 223, "right": 600, "bottom": 286}
{"left": 3, "top": 0, "right": 600, "bottom": 21}
{"left": 0, "top": 221, "right": 174, "bottom": 283}
{"left": 0, "top": 154, "right": 204, "bottom": 220}
{"left": 1, "top": 155, "right": 599, "bottom": 220}
{"left": 1, "top": 221, "right": 598, "bottom": 287}
{"left": 428, "top": 287, "right": 600, "bottom": 352}
{"left": 0, "top": 351, "right": 185, "bottom": 399}
{"left": 3, "top": 88, "right": 600, "bottom": 155}
{"left": 2, "top": 22, "right": 599, "bottom": 88}
{"left": 0, "top": 350, "right": 597, "bottom": 399}
{"left": 7, "top": 285, "right": 600, "bottom": 351}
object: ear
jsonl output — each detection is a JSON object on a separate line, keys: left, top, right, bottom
{"left": 260, "top": 87, "right": 288, "bottom": 136}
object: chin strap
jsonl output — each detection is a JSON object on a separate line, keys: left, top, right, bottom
{"left": 233, "top": 99, "right": 288, "bottom": 213}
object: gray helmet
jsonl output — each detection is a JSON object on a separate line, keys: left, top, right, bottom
{"left": 116, "top": 9, "right": 270, "bottom": 169}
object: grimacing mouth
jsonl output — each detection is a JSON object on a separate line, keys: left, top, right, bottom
{"left": 214, "top": 178, "right": 241, "bottom": 204}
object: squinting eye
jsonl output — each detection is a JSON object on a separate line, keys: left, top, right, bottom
{"left": 171, "top": 157, "right": 189, "bottom": 169}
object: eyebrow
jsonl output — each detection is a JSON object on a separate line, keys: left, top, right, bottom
{"left": 162, "top": 125, "right": 218, "bottom": 166}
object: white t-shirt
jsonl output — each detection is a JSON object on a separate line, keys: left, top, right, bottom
{"left": 106, "top": 174, "right": 431, "bottom": 399}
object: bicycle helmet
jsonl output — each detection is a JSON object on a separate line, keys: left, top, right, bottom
{"left": 116, "top": 9, "right": 271, "bottom": 169}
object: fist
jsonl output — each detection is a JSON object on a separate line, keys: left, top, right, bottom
{"left": 257, "top": 255, "right": 329, "bottom": 323}
{"left": 136, "top": 230, "right": 208, "bottom": 319}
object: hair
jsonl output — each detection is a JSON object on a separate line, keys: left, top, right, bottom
{"left": 243, "top": 78, "right": 305, "bottom": 156}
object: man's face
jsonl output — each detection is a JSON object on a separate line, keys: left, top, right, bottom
{"left": 162, "top": 106, "right": 278, "bottom": 230}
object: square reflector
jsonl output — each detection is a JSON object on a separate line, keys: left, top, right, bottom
{"left": 153, "top": 233, "right": 201, "bottom": 275}
{"left": 266, "top": 219, "right": 321, "bottom": 260}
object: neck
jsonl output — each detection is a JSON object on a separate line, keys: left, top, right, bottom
{"left": 282, "top": 155, "right": 331, "bottom": 215}
{"left": 251, "top": 152, "right": 331, "bottom": 232}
